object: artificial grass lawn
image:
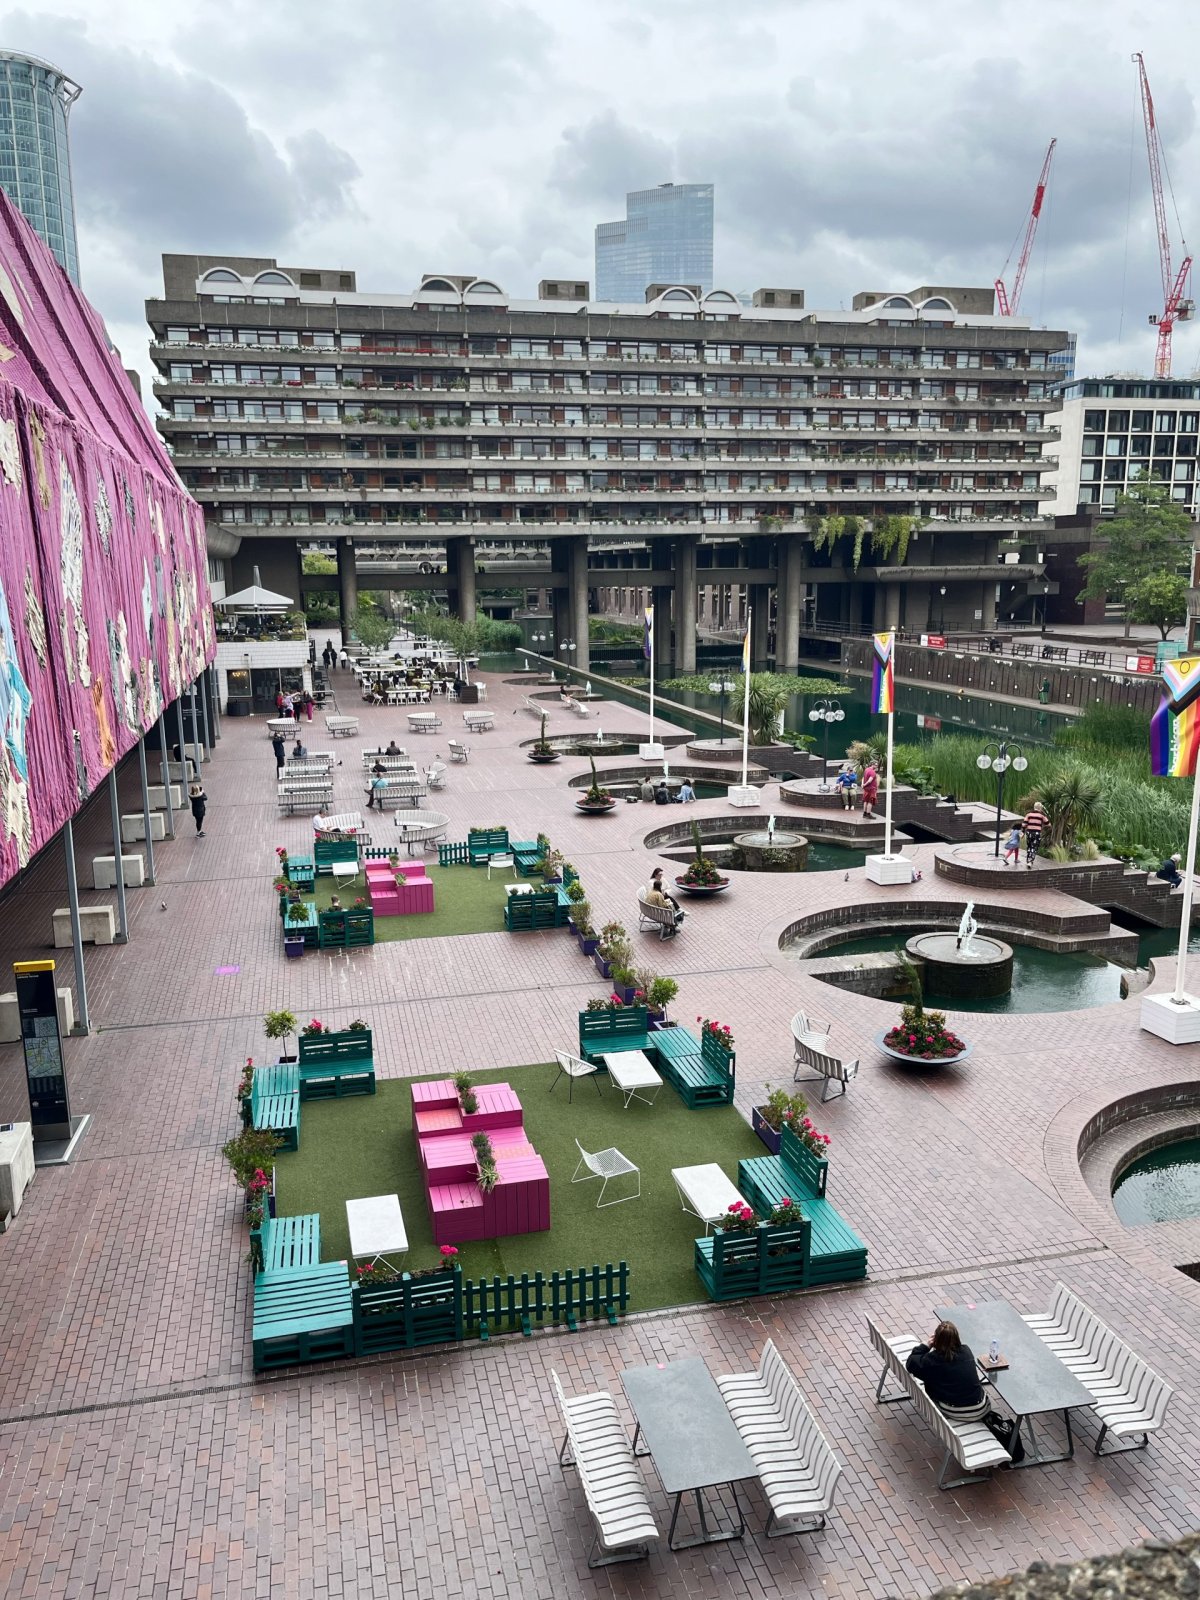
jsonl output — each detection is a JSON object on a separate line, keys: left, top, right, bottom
{"left": 309, "top": 863, "right": 509, "bottom": 942}
{"left": 273, "top": 1063, "right": 766, "bottom": 1312}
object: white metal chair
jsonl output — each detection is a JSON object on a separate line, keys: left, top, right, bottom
{"left": 550, "top": 1050, "right": 603, "bottom": 1102}
{"left": 448, "top": 740, "right": 470, "bottom": 763}
{"left": 424, "top": 762, "right": 447, "bottom": 790}
{"left": 487, "top": 852, "right": 516, "bottom": 881}
{"left": 572, "top": 1138, "right": 640, "bottom": 1207}
{"left": 791, "top": 1009, "right": 832, "bottom": 1058}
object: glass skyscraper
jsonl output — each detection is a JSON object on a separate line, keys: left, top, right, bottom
{"left": 0, "top": 52, "right": 81, "bottom": 284}
{"left": 595, "top": 183, "right": 713, "bottom": 301}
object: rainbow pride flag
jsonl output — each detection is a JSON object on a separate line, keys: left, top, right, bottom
{"left": 643, "top": 605, "right": 653, "bottom": 660}
{"left": 1151, "top": 694, "right": 1200, "bottom": 777}
{"left": 870, "top": 630, "right": 895, "bottom": 715}
{"left": 742, "top": 625, "right": 751, "bottom": 674}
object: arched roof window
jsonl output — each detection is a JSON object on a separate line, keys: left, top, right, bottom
{"left": 881, "top": 295, "right": 914, "bottom": 309}
{"left": 420, "top": 277, "right": 458, "bottom": 292}
{"left": 201, "top": 268, "right": 240, "bottom": 283}
{"left": 919, "top": 296, "right": 954, "bottom": 311}
{"left": 660, "top": 287, "right": 697, "bottom": 302}
{"left": 254, "top": 270, "right": 295, "bottom": 287}
{"left": 703, "top": 289, "right": 739, "bottom": 304}
{"left": 465, "top": 279, "right": 504, "bottom": 296}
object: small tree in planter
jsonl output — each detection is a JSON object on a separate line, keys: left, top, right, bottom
{"left": 263, "top": 1009, "right": 298, "bottom": 1062}
{"left": 529, "top": 713, "right": 560, "bottom": 763}
{"left": 576, "top": 755, "right": 615, "bottom": 813}
{"left": 595, "top": 922, "right": 632, "bottom": 979}
{"left": 677, "top": 819, "right": 730, "bottom": 894}
{"left": 752, "top": 1083, "right": 809, "bottom": 1154}
{"left": 645, "top": 975, "right": 678, "bottom": 1021}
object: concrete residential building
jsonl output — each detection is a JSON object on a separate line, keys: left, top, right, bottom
{"left": 595, "top": 182, "right": 713, "bottom": 302}
{"left": 148, "top": 259, "right": 1069, "bottom": 674}
{"left": 1048, "top": 375, "right": 1200, "bottom": 519}
{"left": 0, "top": 50, "right": 81, "bottom": 283}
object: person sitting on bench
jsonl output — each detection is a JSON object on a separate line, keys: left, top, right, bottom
{"left": 1157, "top": 852, "right": 1184, "bottom": 888}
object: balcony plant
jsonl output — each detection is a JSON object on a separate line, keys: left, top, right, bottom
{"left": 713, "top": 1199, "right": 759, "bottom": 1237}
{"left": 263, "top": 1008, "right": 298, "bottom": 1062}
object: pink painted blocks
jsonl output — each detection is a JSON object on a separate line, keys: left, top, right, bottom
{"left": 365, "top": 859, "right": 434, "bottom": 916}
{"left": 412, "top": 1079, "right": 550, "bottom": 1244}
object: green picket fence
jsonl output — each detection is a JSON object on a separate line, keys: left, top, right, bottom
{"left": 437, "top": 841, "right": 470, "bottom": 866}
{"left": 464, "top": 1263, "right": 630, "bottom": 1339}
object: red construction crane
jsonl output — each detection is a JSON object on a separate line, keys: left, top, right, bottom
{"left": 1133, "top": 51, "right": 1193, "bottom": 378}
{"left": 994, "top": 139, "right": 1056, "bottom": 317}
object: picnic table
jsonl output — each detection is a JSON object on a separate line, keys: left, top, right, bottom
{"left": 346, "top": 1194, "right": 408, "bottom": 1270}
{"left": 622, "top": 1358, "right": 754, "bottom": 1551}
{"left": 671, "top": 1163, "right": 745, "bottom": 1233}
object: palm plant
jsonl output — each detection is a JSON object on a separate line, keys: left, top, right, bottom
{"left": 1020, "top": 765, "right": 1103, "bottom": 849}
{"left": 747, "top": 678, "right": 790, "bottom": 744}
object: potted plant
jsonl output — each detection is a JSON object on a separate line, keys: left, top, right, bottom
{"left": 540, "top": 848, "right": 565, "bottom": 884}
{"left": 752, "top": 1084, "right": 809, "bottom": 1155}
{"left": 454, "top": 1070, "right": 478, "bottom": 1116}
{"left": 877, "top": 959, "right": 970, "bottom": 1065}
{"left": 610, "top": 967, "right": 642, "bottom": 1007}
{"left": 220, "top": 1127, "right": 282, "bottom": 1207}
{"left": 594, "top": 922, "right": 631, "bottom": 980}
{"left": 263, "top": 1008, "right": 299, "bottom": 1062}
{"left": 644, "top": 975, "right": 678, "bottom": 1024}
{"left": 348, "top": 1017, "right": 369, "bottom": 1032}
{"left": 569, "top": 898, "right": 599, "bottom": 956}
{"left": 576, "top": 755, "right": 616, "bottom": 814}
{"left": 676, "top": 820, "right": 731, "bottom": 896}
{"left": 712, "top": 1199, "right": 759, "bottom": 1237}
{"left": 529, "top": 713, "right": 560, "bottom": 764}
{"left": 300, "top": 1018, "right": 326, "bottom": 1037}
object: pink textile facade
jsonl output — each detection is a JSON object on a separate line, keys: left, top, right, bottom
{"left": 0, "top": 189, "right": 212, "bottom": 891}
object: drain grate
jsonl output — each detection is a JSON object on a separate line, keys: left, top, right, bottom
{"left": 1176, "top": 1262, "right": 1200, "bottom": 1282}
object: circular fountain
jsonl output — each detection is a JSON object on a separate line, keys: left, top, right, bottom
{"left": 905, "top": 903, "right": 1013, "bottom": 1000}
{"left": 732, "top": 815, "right": 809, "bottom": 873}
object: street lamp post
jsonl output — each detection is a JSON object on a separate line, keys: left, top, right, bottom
{"left": 708, "top": 677, "right": 735, "bottom": 744}
{"left": 937, "top": 585, "right": 947, "bottom": 634}
{"left": 529, "top": 629, "right": 550, "bottom": 671}
{"left": 1040, "top": 582, "right": 1050, "bottom": 636}
{"left": 808, "top": 698, "right": 846, "bottom": 791}
{"left": 976, "top": 740, "right": 1029, "bottom": 857}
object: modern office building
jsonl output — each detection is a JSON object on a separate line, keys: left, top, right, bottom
{"left": 148, "top": 260, "right": 1069, "bottom": 671}
{"left": 1047, "top": 376, "right": 1200, "bottom": 518}
{"left": 595, "top": 183, "right": 713, "bottom": 302}
{"left": 0, "top": 50, "right": 81, "bottom": 283}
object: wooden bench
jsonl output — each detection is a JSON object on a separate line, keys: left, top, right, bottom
{"left": 285, "top": 853, "right": 315, "bottom": 891}
{"left": 297, "top": 1031, "right": 376, "bottom": 1100}
{"left": 1021, "top": 1283, "right": 1175, "bottom": 1455}
{"left": 365, "top": 775, "right": 425, "bottom": 810}
{"left": 578, "top": 1006, "right": 652, "bottom": 1065}
{"left": 512, "top": 839, "right": 543, "bottom": 877}
{"left": 462, "top": 710, "right": 494, "bottom": 732}
{"left": 252, "top": 1262, "right": 355, "bottom": 1372}
{"left": 250, "top": 1063, "right": 300, "bottom": 1151}
{"left": 504, "top": 890, "right": 561, "bottom": 931}
{"left": 314, "top": 838, "right": 360, "bottom": 876}
{"left": 324, "top": 714, "right": 359, "bottom": 737}
{"left": 867, "top": 1318, "right": 1011, "bottom": 1489}
{"left": 551, "top": 1370, "right": 658, "bottom": 1569}
{"left": 651, "top": 1026, "right": 735, "bottom": 1108}
{"left": 1011, "top": 641, "right": 1035, "bottom": 658}
{"left": 468, "top": 827, "right": 509, "bottom": 865}
{"left": 793, "top": 1036, "right": 859, "bottom": 1102}
{"left": 738, "top": 1126, "right": 867, "bottom": 1286}
{"left": 251, "top": 1208, "right": 321, "bottom": 1274}
{"left": 1040, "top": 644, "right": 1068, "bottom": 662}
{"left": 717, "top": 1339, "right": 843, "bottom": 1537}
{"left": 277, "top": 781, "right": 334, "bottom": 814}
{"left": 636, "top": 887, "right": 677, "bottom": 940}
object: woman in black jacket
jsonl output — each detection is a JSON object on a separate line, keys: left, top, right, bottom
{"left": 905, "top": 1321, "right": 988, "bottom": 1420}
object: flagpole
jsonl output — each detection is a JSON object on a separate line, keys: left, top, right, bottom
{"left": 648, "top": 603, "right": 655, "bottom": 745}
{"left": 1173, "top": 769, "right": 1200, "bottom": 1003}
{"left": 740, "top": 606, "right": 752, "bottom": 791}
{"left": 884, "top": 678, "right": 896, "bottom": 859}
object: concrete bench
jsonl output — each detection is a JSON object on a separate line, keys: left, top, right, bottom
{"left": 120, "top": 812, "right": 166, "bottom": 843}
{"left": 92, "top": 853, "right": 145, "bottom": 890}
{"left": 551, "top": 1370, "right": 658, "bottom": 1568}
{"left": 146, "top": 784, "right": 182, "bottom": 809}
{"left": 462, "top": 710, "right": 493, "bottom": 732}
{"left": 0, "top": 986, "right": 74, "bottom": 1042}
{"left": 868, "top": 1318, "right": 1011, "bottom": 1489}
{"left": 156, "top": 758, "right": 196, "bottom": 783}
{"left": 1022, "top": 1283, "right": 1175, "bottom": 1455}
{"left": 53, "top": 905, "right": 116, "bottom": 947}
{"left": 717, "top": 1339, "right": 842, "bottom": 1537}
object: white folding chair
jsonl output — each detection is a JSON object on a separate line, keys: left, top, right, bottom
{"left": 791, "top": 1009, "right": 832, "bottom": 1058}
{"left": 572, "top": 1139, "right": 640, "bottom": 1207}
{"left": 487, "top": 852, "right": 515, "bottom": 880}
{"left": 550, "top": 1050, "right": 603, "bottom": 1102}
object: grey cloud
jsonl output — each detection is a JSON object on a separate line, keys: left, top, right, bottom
{"left": 283, "top": 131, "right": 361, "bottom": 223}
{"left": 549, "top": 112, "right": 675, "bottom": 208}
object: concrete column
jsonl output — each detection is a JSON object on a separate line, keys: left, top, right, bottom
{"left": 749, "top": 583, "right": 770, "bottom": 668}
{"left": 883, "top": 585, "right": 902, "bottom": 631}
{"left": 982, "top": 580, "right": 998, "bottom": 629}
{"left": 550, "top": 539, "right": 570, "bottom": 658}
{"left": 63, "top": 819, "right": 90, "bottom": 1035}
{"left": 196, "top": 674, "right": 212, "bottom": 755}
{"left": 157, "top": 712, "right": 175, "bottom": 838}
{"left": 107, "top": 769, "right": 129, "bottom": 945}
{"left": 207, "top": 666, "right": 221, "bottom": 741}
{"left": 568, "top": 535, "right": 590, "bottom": 672}
{"left": 188, "top": 687, "right": 204, "bottom": 776}
{"left": 674, "top": 535, "right": 697, "bottom": 673}
{"left": 337, "top": 537, "right": 358, "bottom": 637}
{"left": 448, "top": 536, "right": 477, "bottom": 623}
{"left": 778, "top": 536, "right": 802, "bottom": 672}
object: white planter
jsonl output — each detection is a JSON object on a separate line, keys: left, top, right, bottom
{"left": 1139, "top": 991, "right": 1200, "bottom": 1045}
{"left": 727, "top": 785, "right": 761, "bottom": 807}
{"left": 638, "top": 741, "right": 666, "bottom": 761}
{"left": 865, "top": 853, "right": 914, "bottom": 886}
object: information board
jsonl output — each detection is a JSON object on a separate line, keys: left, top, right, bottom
{"left": 15, "top": 962, "right": 72, "bottom": 1141}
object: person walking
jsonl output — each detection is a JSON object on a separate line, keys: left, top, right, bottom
{"left": 302, "top": 690, "right": 314, "bottom": 722}
{"left": 281, "top": 691, "right": 294, "bottom": 719}
{"left": 271, "top": 734, "right": 286, "bottom": 775}
{"left": 861, "top": 762, "right": 879, "bottom": 820}
{"left": 1023, "top": 801, "right": 1047, "bottom": 867}
{"left": 188, "top": 781, "right": 207, "bottom": 837}
{"left": 1003, "top": 823, "right": 1021, "bottom": 867}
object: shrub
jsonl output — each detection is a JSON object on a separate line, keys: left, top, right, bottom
{"left": 222, "top": 1127, "right": 282, "bottom": 1190}
{"left": 759, "top": 1083, "right": 808, "bottom": 1131}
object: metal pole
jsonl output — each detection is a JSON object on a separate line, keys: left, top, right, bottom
{"left": 174, "top": 697, "right": 188, "bottom": 787}
{"left": 107, "top": 769, "right": 129, "bottom": 944}
{"left": 208, "top": 667, "right": 221, "bottom": 741}
{"left": 995, "top": 760, "right": 1005, "bottom": 858}
{"left": 187, "top": 687, "right": 203, "bottom": 779}
{"left": 63, "top": 819, "right": 90, "bottom": 1035}
{"left": 157, "top": 711, "right": 175, "bottom": 838}
{"left": 197, "top": 673, "right": 212, "bottom": 754}
{"left": 137, "top": 735, "right": 156, "bottom": 886}
{"left": 822, "top": 712, "right": 831, "bottom": 787}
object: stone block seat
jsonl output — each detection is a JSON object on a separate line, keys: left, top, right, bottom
{"left": 53, "top": 905, "right": 116, "bottom": 947}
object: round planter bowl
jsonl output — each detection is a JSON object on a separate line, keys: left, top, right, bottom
{"left": 576, "top": 798, "right": 616, "bottom": 814}
{"left": 674, "top": 877, "right": 731, "bottom": 897}
{"left": 874, "top": 1029, "right": 972, "bottom": 1067}
{"left": 528, "top": 751, "right": 561, "bottom": 764}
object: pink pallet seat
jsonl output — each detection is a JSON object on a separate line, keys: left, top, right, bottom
{"left": 369, "top": 887, "right": 401, "bottom": 917}
{"left": 395, "top": 860, "right": 428, "bottom": 882}
{"left": 460, "top": 1084, "right": 525, "bottom": 1133}
{"left": 429, "top": 1181, "right": 485, "bottom": 1244}
{"left": 396, "top": 876, "right": 435, "bottom": 915}
{"left": 419, "top": 1132, "right": 477, "bottom": 1183}
{"left": 411, "top": 1081, "right": 459, "bottom": 1127}
{"left": 413, "top": 1105, "right": 463, "bottom": 1137}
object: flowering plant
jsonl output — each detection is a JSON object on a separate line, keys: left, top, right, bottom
{"left": 273, "top": 878, "right": 290, "bottom": 896}
{"left": 714, "top": 1199, "right": 759, "bottom": 1236}
{"left": 300, "top": 1018, "right": 326, "bottom": 1036}
{"left": 883, "top": 1002, "right": 966, "bottom": 1061}
{"left": 585, "top": 991, "right": 644, "bottom": 1012}
{"left": 275, "top": 846, "right": 288, "bottom": 864}
{"left": 767, "top": 1196, "right": 804, "bottom": 1227}
{"left": 355, "top": 1261, "right": 398, "bottom": 1287}
{"left": 697, "top": 1017, "right": 735, "bottom": 1051}
{"left": 245, "top": 1166, "right": 272, "bottom": 1229}
{"left": 236, "top": 1056, "right": 255, "bottom": 1103}
{"left": 354, "top": 897, "right": 368, "bottom": 909}
{"left": 784, "top": 1112, "right": 831, "bottom": 1159}
{"left": 679, "top": 819, "right": 727, "bottom": 887}
{"left": 438, "top": 1245, "right": 460, "bottom": 1267}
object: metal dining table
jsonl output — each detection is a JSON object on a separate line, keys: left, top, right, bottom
{"left": 621, "top": 1357, "right": 755, "bottom": 1549}
{"left": 937, "top": 1298, "right": 1091, "bottom": 1467}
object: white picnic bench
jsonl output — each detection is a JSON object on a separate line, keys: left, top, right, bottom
{"left": 277, "top": 780, "right": 334, "bottom": 815}
{"left": 551, "top": 1370, "right": 659, "bottom": 1569}
{"left": 361, "top": 746, "right": 408, "bottom": 768}
{"left": 267, "top": 717, "right": 300, "bottom": 738}
{"left": 393, "top": 810, "right": 450, "bottom": 854}
{"left": 366, "top": 775, "right": 426, "bottom": 810}
{"left": 407, "top": 711, "right": 441, "bottom": 733}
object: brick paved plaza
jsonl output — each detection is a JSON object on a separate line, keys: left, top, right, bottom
{"left": 0, "top": 668, "right": 1198, "bottom": 1600}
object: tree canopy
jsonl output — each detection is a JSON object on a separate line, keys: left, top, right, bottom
{"left": 1077, "top": 482, "right": 1194, "bottom": 620}
{"left": 1126, "top": 570, "right": 1189, "bottom": 639}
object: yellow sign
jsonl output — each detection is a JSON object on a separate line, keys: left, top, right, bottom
{"left": 13, "top": 959, "right": 55, "bottom": 974}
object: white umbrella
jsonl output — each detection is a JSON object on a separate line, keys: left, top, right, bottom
{"left": 216, "top": 583, "right": 293, "bottom": 612}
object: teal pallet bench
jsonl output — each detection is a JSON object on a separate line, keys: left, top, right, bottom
{"left": 250, "top": 1063, "right": 300, "bottom": 1151}
{"left": 285, "top": 854, "right": 315, "bottom": 891}
{"left": 438, "top": 841, "right": 470, "bottom": 867}
{"left": 738, "top": 1126, "right": 868, "bottom": 1287}
{"left": 468, "top": 828, "right": 509, "bottom": 865}
{"left": 504, "top": 890, "right": 561, "bottom": 931}
{"left": 318, "top": 908, "right": 375, "bottom": 950}
{"left": 298, "top": 1031, "right": 376, "bottom": 1099}
{"left": 578, "top": 1006, "right": 651, "bottom": 1065}
{"left": 253, "top": 1262, "right": 354, "bottom": 1371}
{"left": 694, "top": 1220, "right": 812, "bottom": 1302}
{"left": 315, "top": 839, "right": 359, "bottom": 875}
{"left": 512, "top": 839, "right": 543, "bottom": 877}
{"left": 652, "top": 1027, "right": 736, "bottom": 1108}
{"left": 252, "top": 1209, "right": 321, "bottom": 1274}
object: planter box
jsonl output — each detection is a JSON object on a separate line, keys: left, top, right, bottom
{"left": 283, "top": 937, "right": 305, "bottom": 960}
{"left": 593, "top": 952, "right": 612, "bottom": 979}
{"left": 354, "top": 1267, "right": 464, "bottom": 1355}
{"left": 648, "top": 1018, "right": 677, "bottom": 1033}
{"left": 574, "top": 931, "right": 600, "bottom": 957}
{"left": 611, "top": 982, "right": 638, "bottom": 1005}
{"left": 751, "top": 1106, "right": 783, "bottom": 1154}
{"left": 695, "top": 1220, "right": 812, "bottom": 1302}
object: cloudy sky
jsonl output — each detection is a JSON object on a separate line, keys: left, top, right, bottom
{"left": 5, "top": 0, "right": 1200, "bottom": 398}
